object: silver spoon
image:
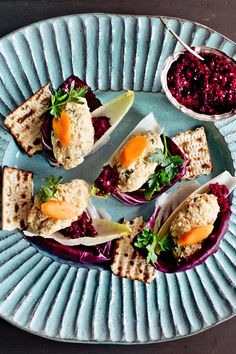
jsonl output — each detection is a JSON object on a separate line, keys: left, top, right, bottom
{"left": 160, "top": 17, "right": 205, "bottom": 61}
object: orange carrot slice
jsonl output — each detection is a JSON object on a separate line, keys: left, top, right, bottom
{"left": 52, "top": 110, "right": 71, "bottom": 147}
{"left": 119, "top": 135, "right": 148, "bottom": 168}
{"left": 178, "top": 224, "right": 214, "bottom": 247}
{"left": 41, "top": 200, "right": 78, "bottom": 220}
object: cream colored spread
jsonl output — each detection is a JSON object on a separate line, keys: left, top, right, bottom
{"left": 170, "top": 193, "right": 220, "bottom": 259}
{"left": 112, "top": 131, "right": 163, "bottom": 193}
{"left": 51, "top": 99, "right": 94, "bottom": 169}
{"left": 27, "top": 179, "right": 90, "bottom": 236}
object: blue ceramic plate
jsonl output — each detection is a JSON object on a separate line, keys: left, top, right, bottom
{"left": 0, "top": 14, "right": 236, "bottom": 344}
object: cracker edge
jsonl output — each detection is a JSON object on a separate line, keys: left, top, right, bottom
{"left": 172, "top": 127, "right": 212, "bottom": 179}
{"left": 111, "top": 217, "right": 158, "bottom": 284}
{"left": 2, "top": 166, "right": 34, "bottom": 230}
{"left": 4, "top": 83, "right": 51, "bottom": 157}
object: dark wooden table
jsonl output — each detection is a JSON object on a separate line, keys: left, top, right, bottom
{"left": 0, "top": 1, "right": 236, "bottom": 353}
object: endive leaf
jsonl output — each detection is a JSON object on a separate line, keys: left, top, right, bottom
{"left": 89, "top": 90, "right": 135, "bottom": 154}
{"left": 107, "top": 112, "right": 163, "bottom": 164}
{"left": 24, "top": 219, "right": 131, "bottom": 246}
{"left": 148, "top": 171, "right": 236, "bottom": 273}
{"left": 158, "top": 171, "right": 236, "bottom": 238}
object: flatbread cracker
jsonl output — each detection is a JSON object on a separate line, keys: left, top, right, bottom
{"left": 111, "top": 217, "right": 157, "bottom": 284}
{"left": 172, "top": 127, "right": 212, "bottom": 179}
{"left": 2, "top": 166, "right": 33, "bottom": 230}
{"left": 4, "top": 84, "right": 51, "bottom": 156}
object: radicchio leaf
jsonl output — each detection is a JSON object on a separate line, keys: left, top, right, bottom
{"left": 147, "top": 172, "right": 236, "bottom": 273}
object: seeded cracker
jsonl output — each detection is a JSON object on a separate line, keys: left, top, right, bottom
{"left": 172, "top": 127, "right": 212, "bottom": 179}
{"left": 2, "top": 167, "right": 33, "bottom": 230}
{"left": 111, "top": 217, "right": 157, "bottom": 284}
{"left": 4, "top": 84, "right": 51, "bottom": 156}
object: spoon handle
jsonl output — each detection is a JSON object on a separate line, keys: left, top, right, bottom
{"left": 160, "top": 17, "right": 204, "bottom": 61}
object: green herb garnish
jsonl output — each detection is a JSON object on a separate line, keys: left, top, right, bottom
{"left": 134, "top": 227, "right": 174, "bottom": 263}
{"left": 48, "top": 81, "right": 88, "bottom": 119}
{"left": 145, "top": 135, "right": 184, "bottom": 200}
{"left": 38, "top": 175, "right": 63, "bottom": 202}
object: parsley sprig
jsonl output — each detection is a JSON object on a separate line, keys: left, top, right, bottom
{"left": 38, "top": 176, "right": 63, "bottom": 202}
{"left": 145, "top": 135, "right": 184, "bottom": 200}
{"left": 134, "top": 227, "right": 174, "bottom": 263}
{"left": 48, "top": 81, "right": 88, "bottom": 119}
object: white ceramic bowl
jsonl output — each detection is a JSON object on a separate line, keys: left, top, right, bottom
{"left": 161, "top": 46, "right": 236, "bottom": 121}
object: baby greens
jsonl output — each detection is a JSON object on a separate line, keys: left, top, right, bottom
{"left": 145, "top": 135, "right": 184, "bottom": 200}
{"left": 134, "top": 227, "right": 174, "bottom": 263}
{"left": 48, "top": 81, "right": 88, "bottom": 119}
{"left": 38, "top": 175, "right": 63, "bottom": 202}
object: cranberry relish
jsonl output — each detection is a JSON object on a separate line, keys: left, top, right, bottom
{"left": 92, "top": 116, "right": 111, "bottom": 140}
{"left": 167, "top": 50, "right": 236, "bottom": 115}
{"left": 94, "top": 165, "right": 119, "bottom": 196}
{"left": 60, "top": 211, "right": 97, "bottom": 239}
{"left": 31, "top": 211, "right": 113, "bottom": 264}
{"left": 209, "top": 183, "right": 230, "bottom": 213}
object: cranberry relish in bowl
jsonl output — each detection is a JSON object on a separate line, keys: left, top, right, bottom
{"left": 161, "top": 47, "right": 236, "bottom": 121}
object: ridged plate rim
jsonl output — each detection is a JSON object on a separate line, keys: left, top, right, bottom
{"left": 0, "top": 13, "right": 236, "bottom": 344}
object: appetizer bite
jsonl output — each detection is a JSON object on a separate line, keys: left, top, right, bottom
{"left": 1, "top": 166, "right": 131, "bottom": 264}
{"left": 42, "top": 75, "right": 134, "bottom": 169}
{"left": 27, "top": 176, "right": 91, "bottom": 236}
{"left": 134, "top": 171, "right": 236, "bottom": 273}
{"left": 92, "top": 113, "right": 189, "bottom": 205}
{"left": 4, "top": 75, "right": 134, "bottom": 169}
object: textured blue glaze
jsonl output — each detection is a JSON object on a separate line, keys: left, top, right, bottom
{"left": 166, "top": 274, "right": 190, "bottom": 335}
{"left": 133, "top": 17, "right": 151, "bottom": 91}
{"left": 196, "top": 264, "right": 232, "bottom": 319}
{"left": 108, "top": 275, "right": 123, "bottom": 342}
{"left": 123, "top": 279, "right": 136, "bottom": 342}
{"left": 110, "top": 16, "right": 125, "bottom": 91}
{"left": 186, "top": 269, "right": 218, "bottom": 326}
{"left": 146, "top": 281, "right": 161, "bottom": 340}
{"left": 60, "top": 267, "right": 88, "bottom": 338}
{"left": 134, "top": 281, "right": 148, "bottom": 342}
{"left": 176, "top": 272, "right": 203, "bottom": 332}
{"left": 157, "top": 274, "right": 174, "bottom": 339}
{"left": 0, "top": 257, "right": 52, "bottom": 318}
{"left": 93, "top": 271, "right": 111, "bottom": 341}
{"left": 0, "top": 243, "right": 34, "bottom": 281}
{"left": 12, "top": 262, "right": 60, "bottom": 327}
{"left": 98, "top": 16, "right": 111, "bottom": 91}
{"left": 143, "top": 18, "right": 164, "bottom": 92}
{"left": 44, "top": 267, "right": 77, "bottom": 338}
{"left": 206, "top": 257, "right": 236, "bottom": 310}
{"left": 0, "top": 14, "right": 236, "bottom": 344}
{"left": 28, "top": 264, "right": 69, "bottom": 332}
{"left": 85, "top": 16, "right": 99, "bottom": 90}
{"left": 76, "top": 269, "right": 98, "bottom": 340}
